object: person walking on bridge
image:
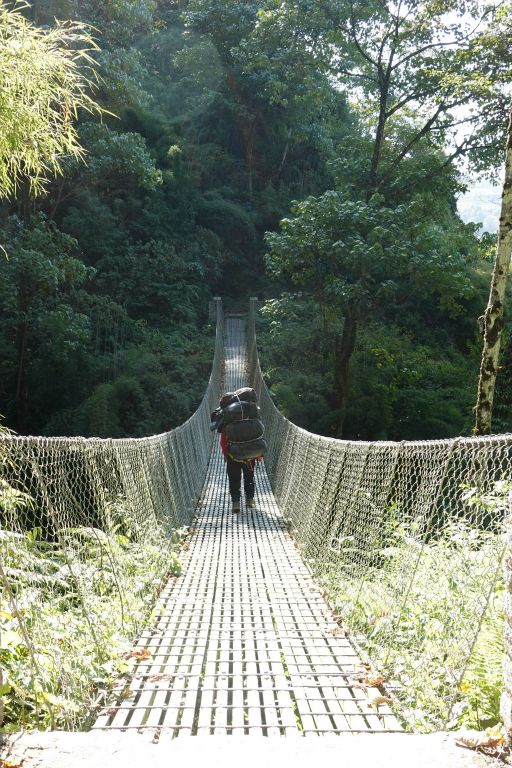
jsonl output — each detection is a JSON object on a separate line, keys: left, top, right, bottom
{"left": 211, "top": 387, "right": 267, "bottom": 514}
{"left": 220, "top": 429, "right": 260, "bottom": 513}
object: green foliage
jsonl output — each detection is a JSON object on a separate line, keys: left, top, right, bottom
{"left": 258, "top": 297, "right": 337, "bottom": 434}
{"left": 73, "top": 123, "right": 163, "bottom": 192}
{"left": 317, "top": 517, "right": 504, "bottom": 732}
{"left": 183, "top": 0, "right": 260, "bottom": 64}
{"left": 346, "top": 326, "right": 479, "bottom": 440}
{"left": 255, "top": 0, "right": 504, "bottom": 437}
{"left": 0, "top": 0, "right": 345, "bottom": 437}
{"left": 0, "top": 3, "right": 103, "bottom": 197}
{"left": 96, "top": 48, "right": 154, "bottom": 111}
{"left": 53, "top": 323, "right": 214, "bottom": 438}
{"left": 36, "top": 316, "right": 214, "bottom": 438}
{"left": 253, "top": 0, "right": 510, "bottom": 184}
{"left": 0, "top": 208, "right": 215, "bottom": 437}
{"left": 85, "top": 0, "right": 157, "bottom": 47}
{"left": 0, "top": 0, "right": 502, "bottom": 444}
{"left": 313, "top": 481, "right": 509, "bottom": 731}
{"left": 0, "top": 214, "right": 93, "bottom": 432}
{"left": 0, "top": 502, "right": 184, "bottom": 731}
{"left": 266, "top": 187, "right": 475, "bottom": 317}
{"left": 258, "top": 295, "right": 484, "bottom": 440}
{"left": 263, "top": 162, "right": 483, "bottom": 433}
{"left": 456, "top": 591, "right": 504, "bottom": 730}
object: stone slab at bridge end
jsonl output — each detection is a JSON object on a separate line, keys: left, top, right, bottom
{"left": 0, "top": 731, "right": 498, "bottom": 768}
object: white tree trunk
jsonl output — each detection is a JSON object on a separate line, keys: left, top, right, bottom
{"left": 474, "top": 101, "right": 512, "bottom": 435}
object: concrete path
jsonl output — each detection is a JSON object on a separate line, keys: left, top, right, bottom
{"left": 0, "top": 730, "right": 497, "bottom": 768}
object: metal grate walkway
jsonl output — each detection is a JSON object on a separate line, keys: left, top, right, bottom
{"left": 93, "top": 318, "right": 402, "bottom": 737}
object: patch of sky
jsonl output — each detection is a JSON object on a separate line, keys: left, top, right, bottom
{"left": 457, "top": 177, "right": 501, "bottom": 234}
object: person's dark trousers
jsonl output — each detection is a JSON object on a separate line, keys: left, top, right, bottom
{"left": 226, "top": 457, "right": 255, "bottom": 502}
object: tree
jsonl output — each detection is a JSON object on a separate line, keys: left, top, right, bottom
{"left": 0, "top": 3, "right": 102, "bottom": 198}
{"left": 265, "top": 174, "right": 476, "bottom": 434}
{"left": 253, "top": 0, "right": 510, "bottom": 197}
{"left": 0, "top": 214, "right": 92, "bottom": 432}
{"left": 253, "top": 0, "right": 509, "bottom": 429}
{"left": 180, "top": 0, "right": 345, "bottom": 203}
{"left": 474, "top": 101, "right": 512, "bottom": 435}
{"left": 258, "top": 296, "right": 484, "bottom": 440}
{"left": 48, "top": 122, "right": 163, "bottom": 220}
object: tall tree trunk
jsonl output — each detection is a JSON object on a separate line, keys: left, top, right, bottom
{"left": 334, "top": 303, "right": 358, "bottom": 437}
{"left": 367, "top": 65, "right": 390, "bottom": 200}
{"left": 474, "top": 101, "right": 512, "bottom": 435}
{"left": 367, "top": 103, "right": 386, "bottom": 199}
{"left": 276, "top": 127, "right": 292, "bottom": 179}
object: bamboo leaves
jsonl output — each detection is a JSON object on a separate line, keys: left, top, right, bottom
{"left": 0, "top": 2, "right": 103, "bottom": 197}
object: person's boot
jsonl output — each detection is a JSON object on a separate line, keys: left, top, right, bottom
{"left": 246, "top": 498, "right": 255, "bottom": 508}
{"left": 232, "top": 500, "right": 241, "bottom": 513}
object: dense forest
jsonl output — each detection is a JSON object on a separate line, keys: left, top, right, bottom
{"left": 0, "top": 0, "right": 511, "bottom": 440}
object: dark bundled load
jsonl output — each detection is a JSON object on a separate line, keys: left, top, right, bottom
{"left": 219, "top": 387, "right": 257, "bottom": 408}
{"left": 211, "top": 387, "right": 267, "bottom": 460}
{"left": 210, "top": 387, "right": 259, "bottom": 432}
{"left": 225, "top": 417, "right": 264, "bottom": 443}
{"left": 223, "top": 400, "right": 260, "bottom": 424}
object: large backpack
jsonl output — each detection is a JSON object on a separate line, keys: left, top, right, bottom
{"left": 211, "top": 387, "right": 267, "bottom": 460}
{"left": 228, "top": 436, "right": 267, "bottom": 461}
{"left": 210, "top": 388, "right": 258, "bottom": 432}
{"left": 219, "top": 387, "right": 258, "bottom": 409}
{"left": 222, "top": 400, "right": 260, "bottom": 424}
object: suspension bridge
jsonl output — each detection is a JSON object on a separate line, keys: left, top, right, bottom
{"left": 0, "top": 299, "right": 509, "bottom": 767}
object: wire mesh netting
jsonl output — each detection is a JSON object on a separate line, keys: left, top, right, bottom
{"left": 0, "top": 302, "right": 223, "bottom": 731}
{"left": 247, "top": 299, "right": 509, "bottom": 732}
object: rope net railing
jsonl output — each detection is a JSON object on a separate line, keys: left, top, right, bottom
{"left": 247, "top": 298, "right": 510, "bottom": 733}
{"left": 0, "top": 300, "right": 224, "bottom": 731}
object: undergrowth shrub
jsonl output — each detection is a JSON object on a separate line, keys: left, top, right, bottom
{"left": 317, "top": 513, "right": 504, "bottom": 732}
{"left": 0, "top": 493, "right": 185, "bottom": 731}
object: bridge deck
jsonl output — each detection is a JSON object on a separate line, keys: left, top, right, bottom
{"left": 93, "top": 318, "right": 402, "bottom": 737}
